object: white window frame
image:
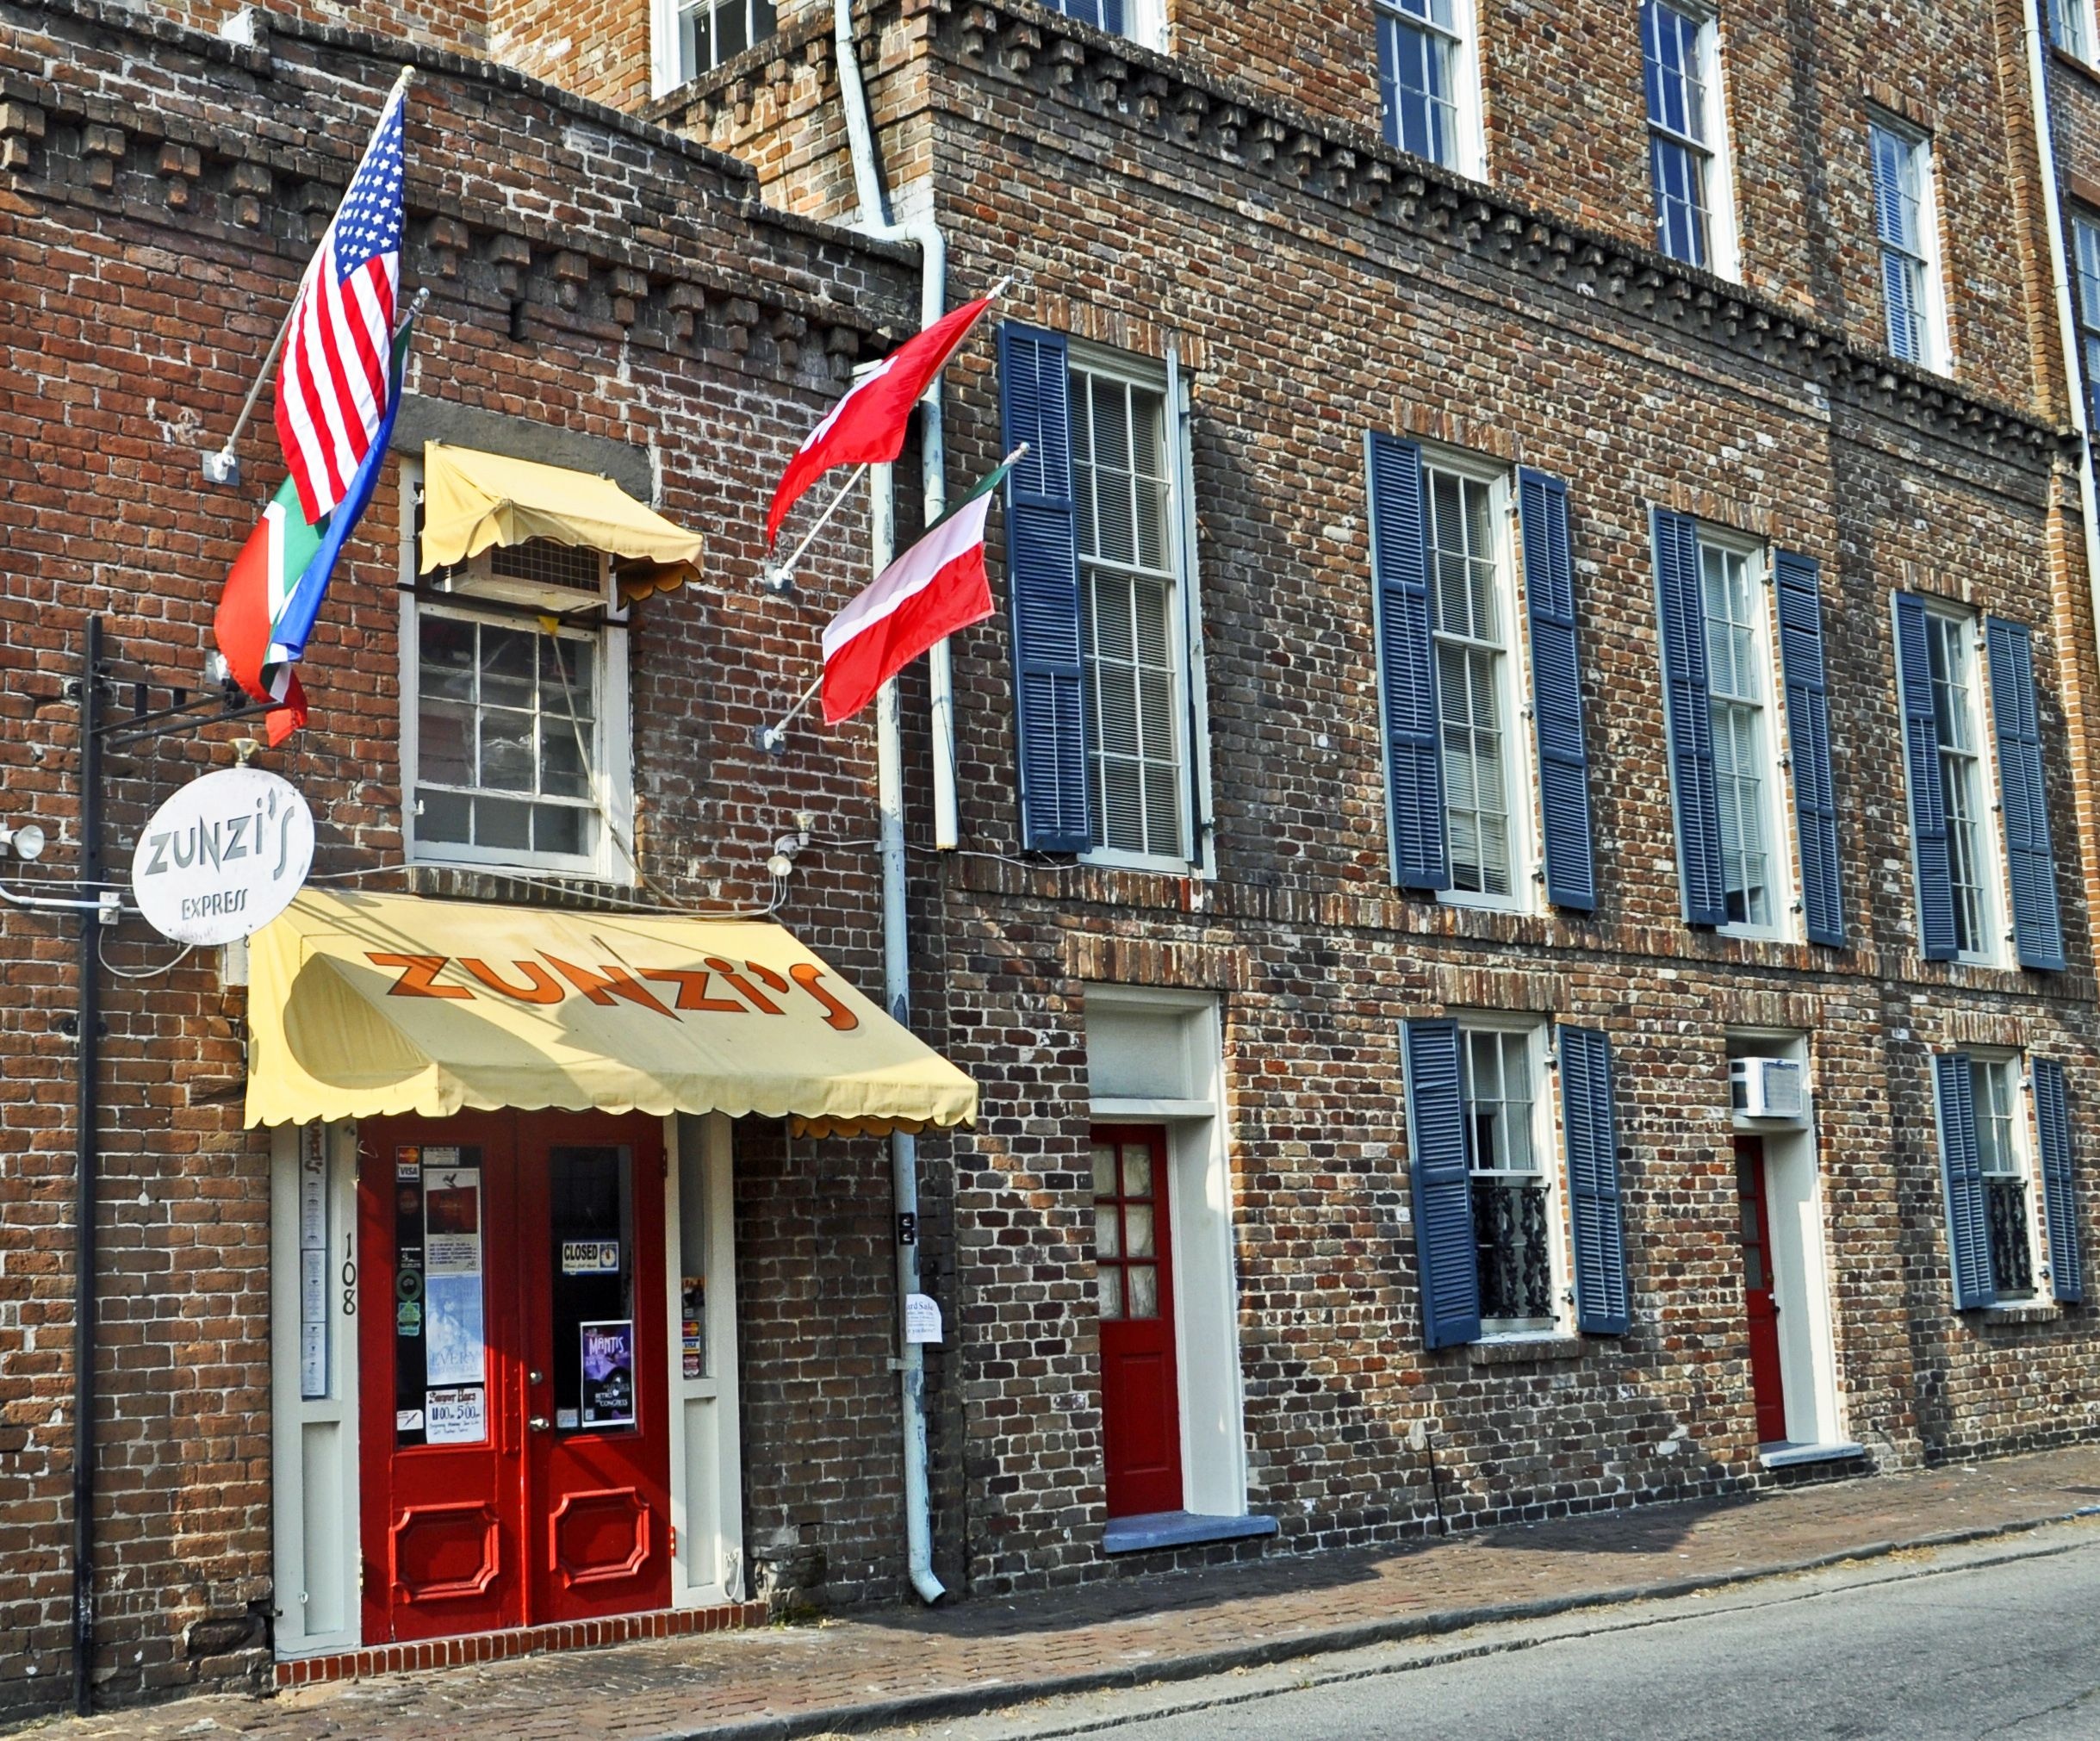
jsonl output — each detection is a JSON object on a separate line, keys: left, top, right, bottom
{"left": 1695, "top": 528, "right": 1793, "bottom": 942}
{"left": 1373, "top": 0, "right": 1487, "bottom": 182}
{"left": 398, "top": 458, "right": 636, "bottom": 885}
{"left": 1905, "top": 598, "right": 2007, "bottom": 967}
{"left": 1868, "top": 115, "right": 1951, "bottom": 374}
{"left": 650, "top": 0, "right": 777, "bottom": 96}
{"left": 2071, "top": 211, "right": 2100, "bottom": 426}
{"left": 1457, "top": 1015, "right": 1570, "bottom": 1340}
{"left": 1069, "top": 338, "right": 1211, "bottom": 877}
{"left": 1970, "top": 1050, "right": 2044, "bottom": 1301}
{"left": 1421, "top": 445, "right": 1532, "bottom": 912}
{"left": 2051, "top": 0, "right": 2096, "bottom": 61}
{"left": 1640, "top": 0, "right": 1742, "bottom": 280}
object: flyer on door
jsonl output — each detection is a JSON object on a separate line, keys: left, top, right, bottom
{"left": 580, "top": 1319, "right": 636, "bottom": 1428}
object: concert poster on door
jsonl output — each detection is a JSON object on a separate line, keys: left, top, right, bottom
{"left": 580, "top": 1320, "right": 636, "bottom": 1428}
{"left": 422, "top": 1162, "right": 487, "bottom": 1391}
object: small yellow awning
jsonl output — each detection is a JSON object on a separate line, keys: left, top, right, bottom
{"left": 419, "top": 442, "right": 705, "bottom": 602}
{"left": 244, "top": 890, "right": 977, "bottom": 1135}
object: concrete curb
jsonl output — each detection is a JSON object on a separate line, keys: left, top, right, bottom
{"left": 655, "top": 1504, "right": 2100, "bottom": 1741}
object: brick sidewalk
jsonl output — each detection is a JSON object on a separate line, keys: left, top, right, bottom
{"left": 35, "top": 1443, "right": 2100, "bottom": 1741}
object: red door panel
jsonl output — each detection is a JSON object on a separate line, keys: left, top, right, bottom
{"left": 1092, "top": 1125, "right": 1183, "bottom": 1519}
{"left": 358, "top": 1110, "right": 671, "bottom": 1643}
{"left": 1735, "top": 1136, "right": 1789, "bottom": 1446}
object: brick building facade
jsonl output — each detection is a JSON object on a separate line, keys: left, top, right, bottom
{"left": 4, "top": 0, "right": 2100, "bottom": 1721}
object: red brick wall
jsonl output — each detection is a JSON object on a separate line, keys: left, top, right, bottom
{"left": 0, "top": 0, "right": 922, "bottom": 1714}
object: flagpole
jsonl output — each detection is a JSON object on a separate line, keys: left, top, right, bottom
{"left": 202, "top": 64, "right": 415, "bottom": 488}
{"left": 761, "top": 463, "right": 867, "bottom": 594}
{"left": 755, "top": 668, "right": 825, "bottom": 754}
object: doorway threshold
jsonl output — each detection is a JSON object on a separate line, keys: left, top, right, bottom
{"left": 1104, "top": 1512, "right": 1279, "bottom": 1556}
{"left": 1758, "top": 1439, "right": 1867, "bottom": 1471}
{"left": 276, "top": 1599, "right": 767, "bottom": 1688}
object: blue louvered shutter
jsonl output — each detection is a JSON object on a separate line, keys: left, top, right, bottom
{"left": 1367, "top": 433, "right": 1448, "bottom": 891}
{"left": 1401, "top": 1018, "right": 1480, "bottom": 1349}
{"left": 1933, "top": 1053, "right": 1994, "bottom": 1309}
{"left": 2033, "top": 1059, "right": 2083, "bottom": 1304}
{"left": 1893, "top": 594, "right": 1958, "bottom": 961}
{"left": 1985, "top": 619, "right": 2066, "bottom": 972}
{"left": 1652, "top": 509, "right": 1728, "bottom": 926}
{"left": 1774, "top": 550, "right": 1844, "bottom": 947}
{"left": 1559, "top": 1024, "right": 1630, "bottom": 1335}
{"left": 1519, "top": 469, "right": 1596, "bottom": 911}
{"left": 998, "top": 323, "right": 1091, "bottom": 852}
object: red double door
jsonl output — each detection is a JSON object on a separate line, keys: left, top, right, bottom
{"left": 1735, "top": 1136, "right": 1790, "bottom": 1446}
{"left": 357, "top": 1110, "right": 672, "bottom": 1644}
{"left": 1092, "top": 1125, "right": 1184, "bottom": 1518}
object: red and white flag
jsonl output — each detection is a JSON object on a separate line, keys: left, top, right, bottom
{"left": 272, "top": 76, "right": 407, "bottom": 525}
{"left": 819, "top": 456, "right": 1016, "bottom": 724}
{"left": 767, "top": 295, "right": 994, "bottom": 547}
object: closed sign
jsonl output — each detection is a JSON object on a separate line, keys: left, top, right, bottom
{"left": 132, "top": 767, "right": 315, "bottom": 946}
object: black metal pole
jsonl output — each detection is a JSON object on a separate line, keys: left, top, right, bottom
{"left": 72, "top": 614, "right": 102, "bottom": 1718}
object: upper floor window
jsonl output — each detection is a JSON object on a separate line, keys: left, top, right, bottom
{"left": 2050, "top": 0, "right": 2095, "bottom": 59}
{"left": 402, "top": 464, "right": 635, "bottom": 882}
{"left": 1038, "top": 0, "right": 1166, "bottom": 49}
{"left": 1921, "top": 607, "right": 1996, "bottom": 960}
{"left": 1641, "top": 0, "right": 1736, "bottom": 275}
{"left": 1869, "top": 118, "right": 1948, "bottom": 370}
{"left": 672, "top": 0, "right": 776, "bottom": 83}
{"left": 1426, "top": 456, "right": 1525, "bottom": 907}
{"left": 1376, "top": 0, "right": 1483, "bottom": 178}
{"left": 2072, "top": 213, "right": 2100, "bottom": 431}
{"left": 1699, "top": 538, "right": 1786, "bottom": 936}
{"left": 1074, "top": 359, "right": 1191, "bottom": 866}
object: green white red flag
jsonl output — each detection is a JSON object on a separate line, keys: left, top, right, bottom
{"left": 214, "top": 479, "right": 323, "bottom": 745}
{"left": 819, "top": 456, "right": 1016, "bottom": 724}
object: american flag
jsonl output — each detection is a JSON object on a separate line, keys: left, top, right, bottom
{"left": 273, "top": 79, "right": 407, "bottom": 525}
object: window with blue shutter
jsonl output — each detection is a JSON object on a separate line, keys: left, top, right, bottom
{"left": 1368, "top": 433, "right": 1449, "bottom": 891}
{"left": 2033, "top": 1058, "right": 2083, "bottom": 1303}
{"left": 1558, "top": 1024, "right": 1630, "bottom": 1335}
{"left": 1774, "top": 550, "right": 1844, "bottom": 947}
{"left": 1893, "top": 593, "right": 1959, "bottom": 961}
{"left": 1652, "top": 508, "right": 1728, "bottom": 926}
{"left": 1519, "top": 469, "right": 1596, "bottom": 911}
{"left": 1401, "top": 1018, "right": 1481, "bottom": 1349}
{"left": 1985, "top": 619, "right": 2066, "bottom": 972}
{"left": 1933, "top": 1052, "right": 1994, "bottom": 1309}
{"left": 998, "top": 323, "right": 1091, "bottom": 853}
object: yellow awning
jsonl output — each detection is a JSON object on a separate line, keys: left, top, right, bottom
{"left": 244, "top": 890, "right": 977, "bottom": 1134}
{"left": 419, "top": 442, "right": 705, "bottom": 602}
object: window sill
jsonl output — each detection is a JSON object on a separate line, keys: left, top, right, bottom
{"left": 1980, "top": 1302, "right": 2062, "bottom": 1327}
{"left": 1468, "top": 1334, "right": 1584, "bottom": 1367}
{"left": 1758, "top": 1439, "right": 1867, "bottom": 1470}
{"left": 1102, "top": 1511, "right": 1278, "bottom": 1556}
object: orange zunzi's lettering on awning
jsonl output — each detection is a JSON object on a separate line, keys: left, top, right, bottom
{"left": 366, "top": 951, "right": 860, "bottom": 1029}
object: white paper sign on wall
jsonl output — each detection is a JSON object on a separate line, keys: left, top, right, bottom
{"left": 130, "top": 766, "right": 315, "bottom": 946}
{"left": 904, "top": 1292, "right": 943, "bottom": 1345}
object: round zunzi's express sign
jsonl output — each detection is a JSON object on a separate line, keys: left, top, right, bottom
{"left": 132, "top": 768, "right": 315, "bottom": 946}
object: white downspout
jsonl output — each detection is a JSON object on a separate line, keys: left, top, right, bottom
{"left": 2024, "top": 6, "right": 2100, "bottom": 663}
{"left": 835, "top": 0, "right": 949, "bottom": 1607}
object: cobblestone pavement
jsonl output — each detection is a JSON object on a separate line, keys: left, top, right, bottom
{"left": 28, "top": 1444, "right": 2100, "bottom": 1741}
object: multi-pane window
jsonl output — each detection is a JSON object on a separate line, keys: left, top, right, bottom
{"left": 1701, "top": 541, "right": 1778, "bottom": 931}
{"left": 1428, "top": 464, "right": 1517, "bottom": 902}
{"left": 2051, "top": 0, "right": 2094, "bottom": 59}
{"left": 1376, "top": 0, "right": 1477, "bottom": 176}
{"left": 674, "top": 0, "right": 775, "bottom": 80}
{"left": 1923, "top": 609, "right": 1997, "bottom": 960}
{"left": 1642, "top": 1, "right": 1727, "bottom": 270}
{"left": 1870, "top": 121, "right": 1943, "bottom": 370}
{"left": 1462, "top": 1026, "right": 1556, "bottom": 1330}
{"left": 1091, "top": 1133, "right": 1163, "bottom": 1321}
{"left": 1037, "top": 0, "right": 1163, "bottom": 47}
{"left": 415, "top": 609, "right": 603, "bottom": 865}
{"left": 2072, "top": 215, "right": 2100, "bottom": 434}
{"left": 1972, "top": 1057, "right": 2036, "bottom": 1296}
{"left": 1075, "top": 362, "right": 1188, "bottom": 864}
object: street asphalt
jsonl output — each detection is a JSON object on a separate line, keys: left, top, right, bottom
{"left": 873, "top": 1519, "right": 2100, "bottom": 1741}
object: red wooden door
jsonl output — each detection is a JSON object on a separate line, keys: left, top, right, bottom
{"left": 1091, "top": 1126, "right": 1183, "bottom": 1518}
{"left": 1734, "top": 1136, "right": 1789, "bottom": 1446}
{"left": 358, "top": 1110, "right": 671, "bottom": 1644}
{"left": 519, "top": 1111, "right": 673, "bottom": 1624}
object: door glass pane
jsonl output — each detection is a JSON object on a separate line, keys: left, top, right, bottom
{"left": 1121, "top": 1145, "right": 1151, "bottom": 1198}
{"left": 394, "top": 1144, "right": 489, "bottom": 1449}
{"left": 1126, "top": 1265, "right": 1159, "bottom": 1319}
{"left": 1097, "top": 1265, "right": 1125, "bottom": 1320}
{"left": 549, "top": 1146, "right": 636, "bottom": 1433}
{"left": 1096, "top": 1205, "right": 1122, "bottom": 1259}
{"left": 1091, "top": 1143, "right": 1118, "bottom": 1197}
{"left": 1124, "top": 1203, "right": 1154, "bottom": 1259}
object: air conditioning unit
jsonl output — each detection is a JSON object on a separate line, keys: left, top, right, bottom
{"left": 1730, "top": 1056, "right": 1808, "bottom": 1124}
{"left": 430, "top": 538, "right": 611, "bottom": 612}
